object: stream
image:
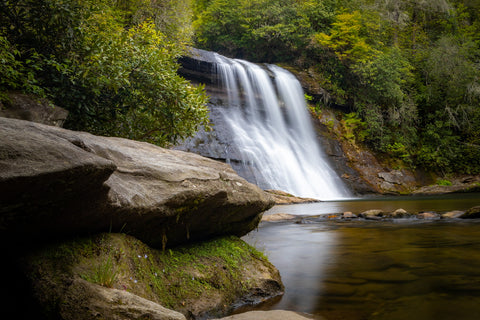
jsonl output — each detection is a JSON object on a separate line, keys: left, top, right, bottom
{"left": 242, "top": 193, "right": 480, "bottom": 320}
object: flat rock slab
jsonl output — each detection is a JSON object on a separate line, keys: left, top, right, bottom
{"left": 213, "top": 310, "right": 322, "bottom": 320}
{"left": 0, "top": 117, "right": 274, "bottom": 248}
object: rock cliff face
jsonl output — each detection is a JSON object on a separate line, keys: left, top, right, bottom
{"left": 0, "top": 117, "right": 274, "bottom": 248}
{"left": 177, "top": 48, "right": 272, "bottom": 187}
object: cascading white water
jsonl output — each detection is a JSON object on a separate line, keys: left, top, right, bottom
{"left": 214, "top": 54, "right": 351, "bottom": 200}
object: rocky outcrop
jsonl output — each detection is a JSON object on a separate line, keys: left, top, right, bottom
{"left": 264, "top": 190, "right": 320, "bottom": 204}
{"left": 178, "top": 47, "right": 219, "bottom": 86}
{"left": 0, "top": 92, "right": 68, "bottom": 126}
{"left": 412, "top": 176, "right": 480, "bottom": 195}
{"left": 311, "top": 107, "right": 426, "bottom": 195}
{"left": 0, "top": 117, "right": 274, "bottom": 248}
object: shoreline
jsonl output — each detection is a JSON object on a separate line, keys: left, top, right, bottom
{"left": 261, "top": 205, "right": 480, "bottom": 223}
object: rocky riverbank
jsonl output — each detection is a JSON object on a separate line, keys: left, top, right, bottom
{"left": 262, "top": 206, "right": 480, "bottom": 223}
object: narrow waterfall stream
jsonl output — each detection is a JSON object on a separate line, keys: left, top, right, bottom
{"left": 214, "top": 54, "right": 351, "bottom": 200}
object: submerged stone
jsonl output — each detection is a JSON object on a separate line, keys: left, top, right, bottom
{"left": 351, "top": 270, "right": 418, "bottom": 283}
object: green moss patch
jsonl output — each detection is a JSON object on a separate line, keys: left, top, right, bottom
{"left": 24, "top": 233, "right": 281, "bottom": 319}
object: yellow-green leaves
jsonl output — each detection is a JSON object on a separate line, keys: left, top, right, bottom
{"left": 313, "top": 11, "right": 381, "bottom": 64}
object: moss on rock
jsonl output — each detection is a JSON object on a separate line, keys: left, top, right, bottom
{"left": 22, "top": 233, "right": 283, "bottom": 320}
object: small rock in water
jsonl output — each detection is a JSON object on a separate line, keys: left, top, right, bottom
{"left": 416, "top": 211, "right": 439, "bottom": 219}
{"left": 342, "top": 212, "right": 357, "bottom": 219}
{"left": 441, "top": 210, "right": 465, "bottom": 219}
{"left": 359, "top": 209, "right": 384, "bottom": 218}
{"left": 295, "top": 218, "right": 315, "bottom": 224}
{"left": 391, "top": 208, "right": 410, "bottom": 218}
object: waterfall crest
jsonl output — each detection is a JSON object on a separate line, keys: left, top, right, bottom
{"left": 214, "top": 54, "right": 351, "bottom": 200}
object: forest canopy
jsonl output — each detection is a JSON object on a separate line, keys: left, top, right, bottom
{"left": 0, "top": 0, "right": 208, "bottom": 146}
{"left": 194, "top": 0, "right": 480, "bottom": 174}
{"left": 1, "top": 0, "right": 479, "bottom": 174}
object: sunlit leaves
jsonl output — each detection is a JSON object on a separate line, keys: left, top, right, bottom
{"left": 312, "top": 10, "right": 384, "bottom": 66}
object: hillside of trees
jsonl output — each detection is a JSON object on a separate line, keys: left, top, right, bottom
{"left": 194, "top": 0, "right": 480, "bottom": 175}
{"left": 0, "top": 0, "right": 208, "bottom": 147}
{"left": 1, "top": 0, "right": 479, "bottom": 175}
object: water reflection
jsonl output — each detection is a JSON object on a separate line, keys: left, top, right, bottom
{"left": 243, "top": 219, "right": 480, "bottom": 320}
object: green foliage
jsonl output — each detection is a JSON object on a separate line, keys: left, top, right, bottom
{"left": 0, "top": 34, "right": 43, "bottom": 98}
{"left": 194, "top": 0, "right": 327, "bottom": 62}
{"left": 81, "top": 254, "right": 118, "bottom": 288}
{"left": 3, "top": 0, "right": 480, "bottom": 173}
{"left": 341, "top": 112, "right": 369, "bottom": 144}
{"left": 123, "top": 235, "right": 269, "bottom": 309}
{"left": 436, "top": 179, "right": 453, "bottom": 186}
{"left": 313, "top": 10, "right": 381, "bottom": 64}
{"left": 0, "top": 0, "right": 208, "bottom": 147}
{"left": 353, "top": 47, "right": 414, "bottom": 107}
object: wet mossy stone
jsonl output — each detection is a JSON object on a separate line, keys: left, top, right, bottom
{"left": 21, "top": 233, "right": 283, "bottom": 320}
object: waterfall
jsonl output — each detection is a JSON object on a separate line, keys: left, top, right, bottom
{"left": 214, "top": 54, "right": 351, "bottom": 200}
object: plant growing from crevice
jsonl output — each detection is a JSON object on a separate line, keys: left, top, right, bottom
{"left": 81, "top": 253, "right": 118, "bottom": 288}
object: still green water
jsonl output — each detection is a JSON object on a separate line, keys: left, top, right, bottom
{"left": 243, "top": 195, "right": 480, "bottom": 320}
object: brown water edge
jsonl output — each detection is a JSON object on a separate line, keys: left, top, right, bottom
{"left": 242, "top": 194, "right": 480, "bottom": 320}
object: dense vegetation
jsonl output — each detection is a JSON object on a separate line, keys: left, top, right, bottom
{"left": 1, "top": 0, "right": 479, "bottom": 174}
{"left": 0, "top": 0, "right": 208, "bottom": 146}
{"left": 194, "top": 0, "right": 480, "bottom": 174}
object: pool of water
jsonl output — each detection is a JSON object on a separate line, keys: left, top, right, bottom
{"left": 242, "top": 195, "right": 480, "bottom": 320}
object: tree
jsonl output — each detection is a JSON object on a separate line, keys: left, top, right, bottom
{"left": 194, "top": 0, "right": 314, "bottom": 62}
{"left": 0, "top": 0, "right": 209, "bottom": 147}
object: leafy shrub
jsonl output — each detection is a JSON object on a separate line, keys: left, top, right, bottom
{"left": 436, "top": 179, "right": 452, "bottom": 186}
{"left": 0, "top": 0, "right": 208, "bottom": 147}
{"left": 341, "top": 112, "right": 368, "bottom": 144}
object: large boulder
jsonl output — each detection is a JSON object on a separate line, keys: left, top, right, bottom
{"left": 0, "top": 118, "right": 117, "bottom": 241}
{"left": 0, "top": 117, "right": 274, "bottom": 248}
